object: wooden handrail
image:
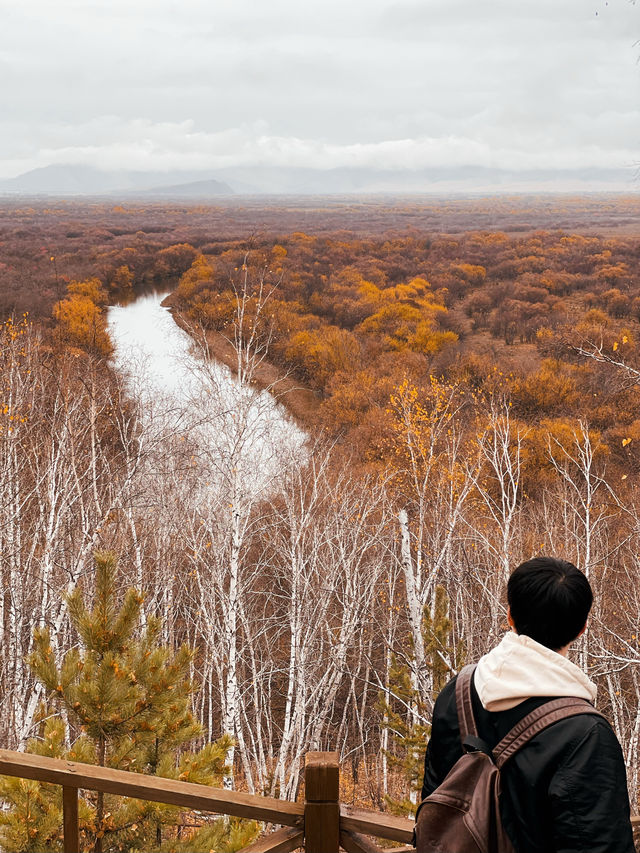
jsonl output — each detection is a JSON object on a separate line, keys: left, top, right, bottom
{"left": 0, "top": 747, "right": 636, "bottom": 851}
{"left": 339, "top": 806, "right": 414, "bottom": 843}
{"left": 0, "top": 748, "right": 303, "bottom": 826}
{"left": 239, "top": 826, "right": 304, "bottom": 853}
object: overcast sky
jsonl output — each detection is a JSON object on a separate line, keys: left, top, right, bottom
{"left": 1, "top": 0, "right": 638, "bottom": 179}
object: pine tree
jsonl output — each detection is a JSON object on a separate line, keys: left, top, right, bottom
{"left": 0, "top": 551, "right": 257, "bottom": 853}
{"left": 379, "top": 585, "right": 464, "bottom": 816}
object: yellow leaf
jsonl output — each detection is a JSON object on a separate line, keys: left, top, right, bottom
{"left": 622, "top": 438, "right": 632, "bottom": 447}
{"left": 613, "top": 341, "right": 618, "bottom": 351}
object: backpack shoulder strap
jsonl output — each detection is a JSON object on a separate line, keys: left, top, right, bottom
{"left": 455, "top": 664, "right": 478, "bottom": 743}
{"left": 493, "top": 697, "right": 607, "bottom": 769}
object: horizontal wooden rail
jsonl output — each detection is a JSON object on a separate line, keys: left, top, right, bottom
{"left": 0, "top": 747, "right": 636, "bottom": 851}
{"left": 0, "top": 749, "right": 303, "bottom": 827}
{"left": 239, "top": 826, "right": 304, "bottom": 853}
{"left": 340, "top": 805, "right": 414, "bottom": 843}
{"left": 341, "top": 829, "right": 387, "bottom": 853}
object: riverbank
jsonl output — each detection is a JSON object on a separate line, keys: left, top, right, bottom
{"left": 162, "top": 294, "right": 319, "bottom": 429}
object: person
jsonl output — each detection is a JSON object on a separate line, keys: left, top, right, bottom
{"left": 420, "top": 557, "right": 635, "bottom": 853}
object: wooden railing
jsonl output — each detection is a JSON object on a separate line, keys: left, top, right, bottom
{"left": 0, "top": 749, "right": 413, "bottom": 852}
{"left": 0, "top": 748, "right": 637, "bottom": 851}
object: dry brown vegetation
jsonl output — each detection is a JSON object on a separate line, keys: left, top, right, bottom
{"left": 2, "top": 195, "right": 640, "bottom": 826}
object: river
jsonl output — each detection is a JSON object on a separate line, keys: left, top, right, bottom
{"left": 107, "top": 290, "right": 306, "bottom": 491}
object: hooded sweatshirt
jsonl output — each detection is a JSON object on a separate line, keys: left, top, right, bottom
{"left": 421, "top": 631, "right": 635, "bottom": 853}
{"left": 473, "top": 630, "right": 597, "bottom": 711}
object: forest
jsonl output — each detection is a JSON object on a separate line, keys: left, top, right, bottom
{"left": 1, "top": 195, "right": 640, "bottom": 850}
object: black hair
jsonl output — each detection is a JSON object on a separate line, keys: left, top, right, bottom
{"left": 507, "top": 557, "right": 592, "bottom": 650}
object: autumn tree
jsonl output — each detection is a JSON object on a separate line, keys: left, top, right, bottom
{"left": 389, "top": 378, "right": 475, "bottom": 700}
{"left": 174, "top": 254, "right": 215, "bottom": 302}
{"left": 109, "top": 265, "right": 134, "bottom": 294}
{"left": 53, "top": 278, "right": 112, "bottom": 357}
{"left": 285, "top": 326, "right": 361, "bottom": 391}
{"left": 152, "top": 244, "right": 198, "bottom": 280}
{"left": 0, "top": 552, "right": 256, "bottom": 853}
{"left": 379, "top": 586, "right": 463, "bottom": 815}
{"left": 356, "top": 277, "right": 457, "bottom": 354}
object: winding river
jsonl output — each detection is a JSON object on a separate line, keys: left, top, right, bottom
{"left": 107, "top": 291, "right": 305, "bottom": 489}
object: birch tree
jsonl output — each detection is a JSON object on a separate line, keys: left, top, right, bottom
{"left": 388, "top": 377, "right": 474, "bottom": 700}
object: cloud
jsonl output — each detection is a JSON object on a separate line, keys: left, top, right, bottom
{"left": 0, "top": 115, "right": 636, "bottom": 179}
{"left": 1, "top": 0, "right": 637, "bottom": 180}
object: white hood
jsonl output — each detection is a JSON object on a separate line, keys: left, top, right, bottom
{"left": 474, "top": 631, "right": 597, "bottom": 712}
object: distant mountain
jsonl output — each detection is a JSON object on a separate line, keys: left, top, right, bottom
{"left": 140, "top": 178, "right": 233, "bottom": 198}
{"left": 0, "top": 163, "right": 634, "bottom": 197}
{"left": 211, "top": 165, "right": 635, "bottom": 195}
{"left": 0, "top": 165, "right": 130, "bottom": 195}
{"left": 0, "top": 165, "right": 235, "bottom": 197}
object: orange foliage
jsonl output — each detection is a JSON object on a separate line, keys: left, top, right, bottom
{"left": 285, "top": 327, "right": 361, "bottom": 391}
{"left": 53, "top": 288, "right": 112, "bottom": 357}
{"left": 175, "top": 255, "right": 214, "bottom": 301}
{"left": 510, "top": 360, "right": 580, "bottom": 418}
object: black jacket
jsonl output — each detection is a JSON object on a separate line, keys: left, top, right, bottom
{"left": 421, "top": 672, "right": 635, "bottom": 853}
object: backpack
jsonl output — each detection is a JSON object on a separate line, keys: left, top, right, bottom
{"left": 414, "top": 664, "right": 605, "bottom": 853}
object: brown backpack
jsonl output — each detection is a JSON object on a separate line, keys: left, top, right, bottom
{"left": 414, "top": 664, "right": 604, "bottom": 853}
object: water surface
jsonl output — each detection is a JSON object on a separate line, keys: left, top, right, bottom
{"left": 107, "top": 291, "right": 305, "bottom": 492}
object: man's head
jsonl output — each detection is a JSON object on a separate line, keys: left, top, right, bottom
{"left": 507, "top": 557, "right": 592, "bottom": 651}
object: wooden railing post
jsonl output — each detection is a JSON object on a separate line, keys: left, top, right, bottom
{"left": 62, "top": 785, "right": 80, "bottom": 853}
{"left": 304, "top": 751, "right": 339, "bottom": 853}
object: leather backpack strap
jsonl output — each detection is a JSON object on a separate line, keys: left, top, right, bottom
{"left": 493, "top": 697, "right": 607, "bottom": 769}
{"left": 455, "top": 664, "right": 478, "bottom": 743}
